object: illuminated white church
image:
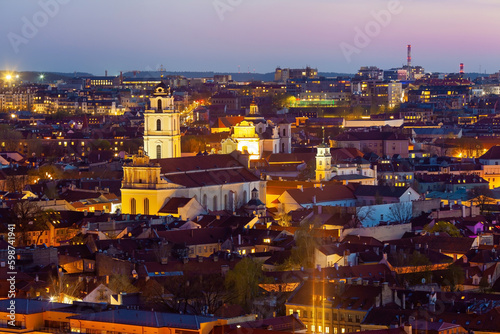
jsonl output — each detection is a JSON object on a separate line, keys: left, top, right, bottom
{"left": 221, "top": 99, "right": 292, "bottom": 160}
{"left": 121, "top": 84, "right": 266, "bottom": 216}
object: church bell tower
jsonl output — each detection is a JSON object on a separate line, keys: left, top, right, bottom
{"left": 143, "top": 83, "right": 181, "bottom": 159}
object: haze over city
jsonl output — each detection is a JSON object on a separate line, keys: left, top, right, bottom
{"left": 1, "top": 0, "right": 500, "bottom": 75}
{"left": 3, "top": 1, "right": 500, "bottom": 334}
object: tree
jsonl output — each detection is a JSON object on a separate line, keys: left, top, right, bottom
{"left": 353, "top": 206, "right": 375, "bottom": 226}
{"left": 225, "top": 257, "right": 267, "bottom": 312}
{"left": 469, "top": 186, "right": 495, "bottom": 215}
{"left": 10, "top": 201, "right": 53, "bottom": 246}
{"left": 28, "top": 164, "right": 63, "bottom": 183}
{"left": 393, "top": 250, "right": 433, "bottom": 286}
{"left": 108, "top": 274, "right": 138, "bottom": 294}
{"left": 49, "top": 272, "right": 83, "bottom": 302}
{"left": 0, "top": 124, "right": 23, "bottom": 151}
{"left": 288, "top": 222, "right": 319, "bottom": 269}
{"left": 275, "top": 209, "right": 292, "bottom": 227}
{"left": 181, "top": 135, "right": 206, "bottom": 153}
{"left": 272, "top": 93, "right": 295, "bottom": 111}
{"left": 5, "top": 175, "right": 29, "bottom": 193}
{"left": 442, "top": 264, "right": 464, "bottom": 292}
{"left": 424, "top": 221, "right": 461, "bottom": 237}
{"left": 90, "top": 139, "right": 111, "bottom": 151}
{"left": 479, "top": 275, "right": 490, "bottom": 293}
{"left": 387, "top": 202, "right": 413, "bottom": 224}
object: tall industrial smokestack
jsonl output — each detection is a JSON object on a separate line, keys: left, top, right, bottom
{"left": 407, "top": 45, "right": 412, "bottom": 68}
{"left": 460, "top": 63, "right": 464, "bottom": 75}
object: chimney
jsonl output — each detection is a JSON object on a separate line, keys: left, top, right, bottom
{"left": 317, "top": 205, "right": 322, "bottom": 214}
{"left": 460, "top": 63, "right": 464, "bottom": 75}
{"left": 407, "top": 44, "right": 412, "bottom": 68}
{"left": 403, "top": 323, "right": 412, "bottom": 334}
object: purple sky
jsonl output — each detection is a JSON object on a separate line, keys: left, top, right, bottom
{"left": 1, "top": 0, "right": 499, "bottom": 75}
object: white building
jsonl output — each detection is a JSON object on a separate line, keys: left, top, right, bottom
{"left": 143, "top": 83, "right": 181, "bottom": 159}
{"left": 221, "top": 100, "right": 291, "bottom": 160}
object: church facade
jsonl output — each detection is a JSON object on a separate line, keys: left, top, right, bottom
{"left": 121, "top": 153, "right": 265, "bottom": 215}
{"left": 121, "top": 84, "right": 266, "bottom": 216}
{"left": 221, "top": 99, "right": 292, "bottom": 160}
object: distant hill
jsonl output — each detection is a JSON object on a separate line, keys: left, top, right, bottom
{"left": 122, "top": 71, "right": 354, "bottom": 82}
{"left": 0, "top": 71, "right": 93, "bottom": 83}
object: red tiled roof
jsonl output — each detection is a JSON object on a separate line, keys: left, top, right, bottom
{"left": 158, "top": 197, "right": 192, "bottom": 214}
{"left": 156, "top": 227, "right": 229, "bottom": 246}
{"left": 284, "top": 184, "right": 355, "bottom": 204}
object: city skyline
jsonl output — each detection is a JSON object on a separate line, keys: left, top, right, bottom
{"left": 1, "top": 0, "right": 499, "bottom": 76}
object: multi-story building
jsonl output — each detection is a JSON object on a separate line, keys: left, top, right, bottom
{"left": 351, "top": 80, "right": 403, "bottom": 108}
{"left": 275, "top": 66, "right": 318, "bottom": 82}
{"left": 332, "top": 131, "right": 410, "bottom": 158}
{"left": 286, "top": 281, "right": 397, "bottom": 334}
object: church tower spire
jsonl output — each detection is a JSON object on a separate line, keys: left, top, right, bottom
{"left": 143, "top": 83, "right": 181, "bottom": 159}
{"left": 315, "top": 127, "right": 332, "bottom": 182}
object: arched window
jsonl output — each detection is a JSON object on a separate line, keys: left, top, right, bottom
{"left": 281, "top": 143, "right": 285, "bottom": 153}
{"left": 157, "top": 99, "right": 162, "bottom": 111}
{"left": 224, "top": 194, "right": 228, "bottom": 210}
{"left": 203, "top": 194, "right": 207, "bottom": 209}
{"left": 213, "top": 196, "right": 218, "bottom": 211}
{"left": 131, "top": 198, "right": 136, "bottom": 215}
{"left": 144, "top": 198, "right": 150, "bottom": 215}
{"left": 156, "top": 119, "right": 161, "bottom": 131}
{"left": 283, "top": 128, "right": 286, "bottom": 137}
{"left": 156, "top": 145, "right": 161, "bottom": 159}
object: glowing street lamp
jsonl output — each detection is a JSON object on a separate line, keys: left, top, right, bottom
{"left": 5, "top": 74, "right": 12, "bottom": 81}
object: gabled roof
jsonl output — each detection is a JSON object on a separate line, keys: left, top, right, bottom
{"left": 334, "top": 131, "right": 409, "bottom": 142}
{"left": 284, "top": 184, "right": 355, "bottom": 204}
{"left": 354, "top": 185, "right": 410, "bottom": 198}
{"left": 68, "top": 309, "right": 216, "bottom": 329}
{"left": 156, "top": 227, "right": 229, "bottom": 246}
{"left": 479, "top": 145, "right": 500, "bottom": 160}
{"left": 158, "top": 197, "right": 193, "bottom": 214}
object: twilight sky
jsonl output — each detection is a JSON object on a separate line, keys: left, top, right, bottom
{"left": 1, "top": 0, "right": 499, "bottom": 75}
